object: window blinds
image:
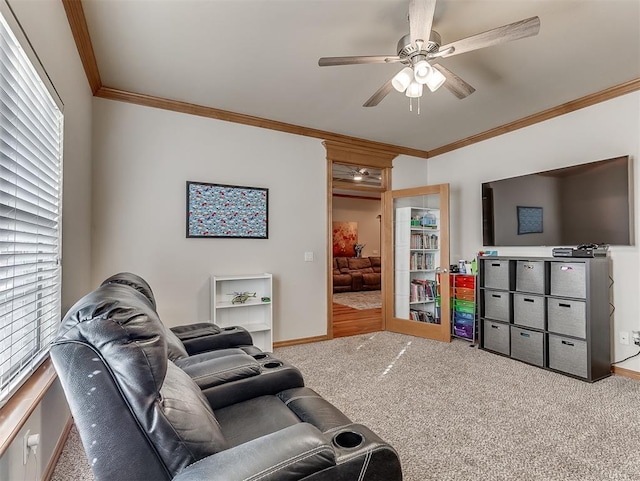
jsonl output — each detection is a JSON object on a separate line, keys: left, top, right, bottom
{"left": 0, "top": 11, "right": 63, "bottom": 406}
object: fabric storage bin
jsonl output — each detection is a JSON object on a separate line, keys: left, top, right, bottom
{"left": 510, "top": 326, "right": 544, "bottom": 367}
{"left": 483, "top": 289, "right": 510, "bottom": 322}
{"left": 483, "top": 260, "right": 509, "bottom": 290}
{"left": 550, "top": 262, "right": 586, "bottom": 298}
{"left": 515, "top": 260, "right": 545, "bottom": 294}
{"left": 548, "top": 334, "right": 588, "bottom": 378}
{"left": 547, "top": 298, "right": 586, "bottom": 338}
{"left": 513, "top": 293, "right": 545, "bottom": 330}
{"left": 482, "top": 320, "right": 509, "bottom": 355}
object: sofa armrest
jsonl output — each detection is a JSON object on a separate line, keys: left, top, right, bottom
{"left": 175, "top": 353, "right": 261, "bottom": 390}
{"left": 350, "top": 271, "right": 363, "bottom": 291}
{"left": 170, "top": 322, "right": 221, "bottom": 340}
{"left": 171, "top": 323, "right": 255, "bottom": 355}
{"left": 172, "top": 423, "right": 336, "bottom": 481}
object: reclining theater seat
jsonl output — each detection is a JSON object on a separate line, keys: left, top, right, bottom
{"left": 52, "top": 284, "right": 403, "bottom": 481}
{"left": 100, "top": 274, "right": 304, "bottom": 409}
{"left": 101, "top": 272, "right": 260, "bottom": 356}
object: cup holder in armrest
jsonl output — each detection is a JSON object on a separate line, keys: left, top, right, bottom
{"left": 222, "top": 327, "right": 236, "bottom": 331}
{"left": 253, "top": 353, "right": 269, "bottom": 360}
{"left": 333, "top": 431, "right": 364, "bottom": 450}
{"left": 262, "top": 361, "right": 283, "bottom": 369}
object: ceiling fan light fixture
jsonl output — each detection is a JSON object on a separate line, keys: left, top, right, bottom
{"left": 425, "top": 67, "right": 446, "bottom": 92}
{"left": 405, "top": 80, "right": 423, "bottom": 98}
{"left": 353, "top": 174, "right": 363, "bottom": 181}
{"left": 413, "top": 60, "right": 432, "bottom": 84}
{"left": 392, "top": 67, "right": 414, "bottom": 92}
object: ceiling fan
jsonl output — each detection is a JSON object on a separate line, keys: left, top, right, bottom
{"left": 318, "top": 0, "right": 540, "bottom": 108}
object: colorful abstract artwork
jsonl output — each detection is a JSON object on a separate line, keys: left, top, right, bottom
{"left": 187, "top": 181, "right": 268, "bottom": 238}
{"left": 332, "top": 221, "right": 357, "bottom": 257}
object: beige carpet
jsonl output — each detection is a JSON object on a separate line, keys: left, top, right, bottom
{"left": 333, "top": 290, "right": 382, "bottom": 310}
{"left": 51, "top": 332, "right": 640, "bottom": 481}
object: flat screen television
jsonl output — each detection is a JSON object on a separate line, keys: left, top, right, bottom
{"left": 482, "top": 155, "right": 633, "bottom": 247}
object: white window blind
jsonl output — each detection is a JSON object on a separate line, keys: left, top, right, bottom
{"left": 0, "top": 9, "right": 63, "bottom": 407}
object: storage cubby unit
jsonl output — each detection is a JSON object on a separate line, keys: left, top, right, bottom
{"left": 211, "top": 273, "right": 273, "bottom": 351}
{"left": 478, "top": 256, "right": 611, "bottom": 382}
{"left": 394, "top": 206, "right": 441, "bottom": 324}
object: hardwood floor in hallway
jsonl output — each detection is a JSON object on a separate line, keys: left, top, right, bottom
{"left": 332, "top": 302, "right": 382, "bottom": 338}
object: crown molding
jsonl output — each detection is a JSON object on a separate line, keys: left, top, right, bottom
{"left": 61, "top": 0, "right": 101, "bottom": 94}
{"left": 428, "top": 78, "right": 640, "bottom": 158}
{"left": 95, "top": 86, "right": 428, "bottom": 158}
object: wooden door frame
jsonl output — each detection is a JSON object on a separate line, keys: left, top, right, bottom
{"left": 324, "top": 141, "right": 396, "bottom": 339}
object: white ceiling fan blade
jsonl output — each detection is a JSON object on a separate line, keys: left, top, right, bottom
{"left": 439, "top": 16, "right": 540, "bottom": 58}
{"left": 409, "top": 0, "right": 437, "bottom": 49}
{"left": 363, "top": 78, "right": 395, "bottom": 107}
{"left": 432, "top": 64, "right": 475, "bottom": 99}
{"left": 319, "top": 55, "right": 401, "bottom": 66}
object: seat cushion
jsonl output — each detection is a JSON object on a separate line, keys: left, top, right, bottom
{"left": 333, "top": 273, "right": 352, "bottom": 287}
{"left": 214, "top": 395, "right": 301, "bottom": 447}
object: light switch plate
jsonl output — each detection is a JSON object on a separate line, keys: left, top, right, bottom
{"left": 304, "top": 252, "right": 314, "bottom": 262}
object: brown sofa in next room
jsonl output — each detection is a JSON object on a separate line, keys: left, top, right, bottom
{"left": 333, "top": 256, "right": 381, "bottom": 293}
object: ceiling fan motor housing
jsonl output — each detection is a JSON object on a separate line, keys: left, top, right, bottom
{"left": 397, "top": 30, "right": 442, "bottom": 63}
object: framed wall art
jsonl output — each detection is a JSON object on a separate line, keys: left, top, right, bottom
{"left": 517, "top": 206, "right": 543, "bottom": 235}
{"left": 187, "top": 181, "right": 268, "bottom": 238}
{"left": 332, "top": 221, "right": 357, "bottom": 257}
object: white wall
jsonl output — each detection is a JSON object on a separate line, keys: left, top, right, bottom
{"left": 0, "top": 0, "right": 93, "bottom": 477}
{"left": 92, "top": 99, "right": 328, "bottom": 341}
{"left": 395, "top": 92, "right": 640, "bottom": 372}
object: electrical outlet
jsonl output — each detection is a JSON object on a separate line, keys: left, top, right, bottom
{"left": 23, "top": 429, "right": 30, "bottom": 465}
{"left": 632, "top": 331, "right": 640, "bottom": 346}
{"left": 23, "top": 430, "right": 40, "bottom": 464}
{"left": 619, "top": 331, "right": 630, "bottom": 345}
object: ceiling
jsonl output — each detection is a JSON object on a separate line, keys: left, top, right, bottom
{"left": 81, "top": 0, "right": 640, "bottom": 154}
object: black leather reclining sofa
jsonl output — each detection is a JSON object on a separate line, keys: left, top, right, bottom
{"left": 51, "top": 275, "right": 403, "bottom": 481}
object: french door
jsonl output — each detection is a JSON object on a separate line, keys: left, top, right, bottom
{"left": 383, "top": 184, "right": 451, "bottom": 342}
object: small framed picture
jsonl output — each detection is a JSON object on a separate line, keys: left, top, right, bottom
{"left": 517, "top": 206, "right": 543, "bottom": 235}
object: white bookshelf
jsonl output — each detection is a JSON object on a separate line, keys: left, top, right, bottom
{"left": 394, "top": 207, "right": 441, "bottom": 323}
{"left": 210, "top": 273, "right": 273, "bottom": 351}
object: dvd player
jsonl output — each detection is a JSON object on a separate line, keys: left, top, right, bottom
{"left": 552, "top": 247, "right": 573, "bottom": 257}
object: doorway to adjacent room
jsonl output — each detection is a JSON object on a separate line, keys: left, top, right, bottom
{"left": 324, "top": 142, "right": 393, "bottom": 339}
{"left": 331, "top": 191, "right": 383, "bottom": 337}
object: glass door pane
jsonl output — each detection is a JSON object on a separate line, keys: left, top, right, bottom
{"left": 384, "top": 184, "right": 450, "bottom": 342}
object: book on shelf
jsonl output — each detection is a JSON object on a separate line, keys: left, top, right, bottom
{"left": 409, "top": 279, "right": 437, "bottom": 302}
{"left": 410, "top": 233, "right": 439, "bottom": 249}
{"left": 409, "top": 309, "right": 439, "bottom": 324}
{"left": 410, "top": 252, "right": 435, "bottom": 270}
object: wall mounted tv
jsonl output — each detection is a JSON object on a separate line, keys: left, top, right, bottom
{"left": 482, "top": 155, "right": 633, "bottom": 247}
